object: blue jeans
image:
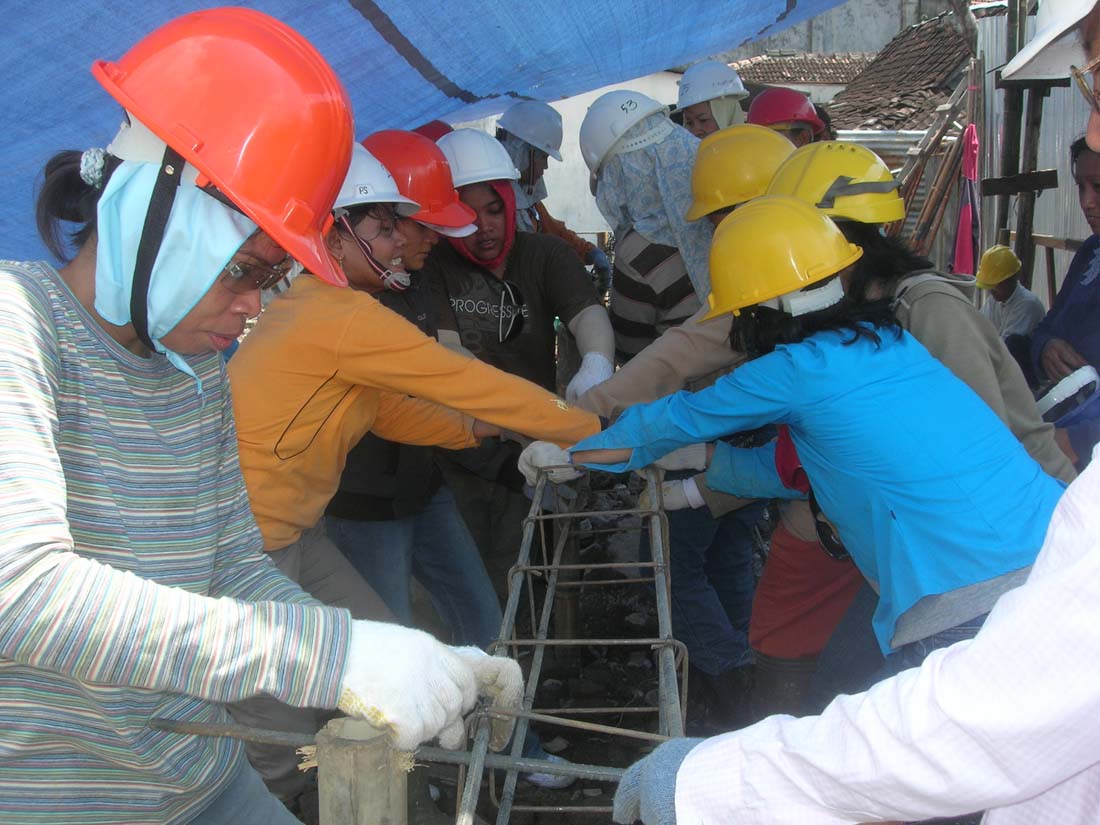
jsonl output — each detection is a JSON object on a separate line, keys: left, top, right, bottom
{"left": 804, "top": 581, "right": 884, "bottom": 713}
{"left": 190, "top": 757, "right": 301, "bottom": 824}
{"left": 326, "top": 486, "right": 503, "bottom": 648}
{"left": 865, "top": 612, "right": 989, "bottom": 687}
{"left": 649, "top": 499, "right": 763, "bottom": 676}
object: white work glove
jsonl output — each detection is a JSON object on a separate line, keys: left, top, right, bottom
{"left": 565, "top": 352, "right": 614, "bottom": 403}
{"left": 453, "top": 647, "right": 523, "bottom": 751}
{"left": 638, "top": 478, "right": 706, "bottom": 511}
{"left": 653, "top": 444, "right": 709, "bottom": 472}
{"left": 518, "top": 441, "right": 583, "bottom": 486}
{"left": 337, "top": 621, "right": 485, "bottom": 751}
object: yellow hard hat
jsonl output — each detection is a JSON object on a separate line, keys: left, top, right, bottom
{"left": 766, "top": 141, "right": 905, "bottom": 224}
{"left": 704, "top": 195, "right": 863, "bottom": 319}
{"left": 975, "top": 245, "right": 1022, "bottom": 288}
{"left": 685, "top": 124, "right": 796, "bottom": 221}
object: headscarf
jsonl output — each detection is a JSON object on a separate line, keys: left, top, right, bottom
{"left": 448, "top": 179, "right": 518, "bottom": 271}
{"left": 595, "top": 112, "right": 714, "bottom": 296}
{"left": 500, "top": 133, "right": 547, "bottom": 232}
{"left": 94, "top": 160, "right": 256, "bottom": 389}
{"left": 709, "top": 96, "right": 747, "bottom": 130}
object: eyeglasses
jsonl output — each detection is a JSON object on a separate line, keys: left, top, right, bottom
{"left": 498, "top": 279, "right": 526, "bottom": 343}
{"left": 220, "top": 254, "right": 295, "bottom": 294}
{"left": 1071, "top": 53, "right": 1100, "bottom": 116}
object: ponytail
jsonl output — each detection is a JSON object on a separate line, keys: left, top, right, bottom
{"left": 35, "top": 149, "right": 121, "bottom": 262}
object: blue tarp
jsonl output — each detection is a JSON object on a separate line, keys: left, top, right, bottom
{"left": 2, "top": 0, "right": 843, "bottom": 262}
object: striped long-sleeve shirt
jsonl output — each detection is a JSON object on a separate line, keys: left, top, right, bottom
{"left": 608, "top": 228, "right": 701, "bottom": 364}
{"left": 0, "top": 262, "right": 351, "bottom": 824}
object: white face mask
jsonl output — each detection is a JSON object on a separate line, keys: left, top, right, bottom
{"left": 94, "top": 160, "right": 256, "bottom": 386}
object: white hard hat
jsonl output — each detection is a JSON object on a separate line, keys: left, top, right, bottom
{"left": 677, "top": 60, "right": 748, "bottom": 109}
{"left": 1037, "top": 364, "right": 1100, "bottom": 425}
{"left": 498, "top": 101, "right": 564, "bottom": 161}
{"left": 333, "top": 144, "right": 420, "bottom": 215}
{"left": 437, "top": 128, "right": 520, "bottom": 188}
{"left": 579, "top": 90, "right": 668, "bottom": 176}
{"left": 1002, "top": 0, "right": 1096, "bottom": 80}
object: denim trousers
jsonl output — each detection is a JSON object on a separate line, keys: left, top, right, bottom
{"left": 188, "top": 755, "right": 302, "bottom": 824}
{"left": 327, "top": 488, "right": 548, "bottom": 761}
{"left": 867, "top": 611, "right": 990, "bottom": 686}
{"left": 806, "top": 580, "right": 990, "bottom": 712}
{"left": 326, "top": 486, "right": 504, "bottom": 649}
{"left": 654, "top": 499, "right": 763, "bottom": 676}
{"left": 226, "top": 523, "right": 393, "bottom": 801}
{"left": 804, "top": 581, "right": 884, "bottom": 713}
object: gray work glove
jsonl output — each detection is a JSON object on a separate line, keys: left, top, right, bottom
{"left": 612, "top": 737, "right": 704, "bottom": 824}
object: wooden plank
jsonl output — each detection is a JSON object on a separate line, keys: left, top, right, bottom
{"left": 1008, "top": 231, "right": 1085, "bottom": 252}
{"left": 981, "top": 169, "right": 1059, "bottom": 196}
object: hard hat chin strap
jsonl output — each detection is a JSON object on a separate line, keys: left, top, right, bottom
{"left": 336, "top": 213, "right": 410, "bottom": 292}
{"left": 130, "top": 145, "right": 186, "bottom": 350}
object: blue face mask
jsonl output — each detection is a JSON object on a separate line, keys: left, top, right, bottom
{"left": 94, "top": 160, "right": 257, "bottom": 388}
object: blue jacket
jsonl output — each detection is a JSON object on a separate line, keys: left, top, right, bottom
{"left": 1030, "top": 234, "right": 1100, "bottom": 380}
{"left": 573, "top": 327, "right": 1065, "bottom": 653}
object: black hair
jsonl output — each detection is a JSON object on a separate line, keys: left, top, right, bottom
{"left": 1071, "top": 135, "right": 1098, "bottom": 171}
{"left": 35, "top": 150, "right": 123, "bottom": 262}
{"left": 337, "top": 202, "right": 397, "bottom": 232}
{"left": 813, "top": 103, "right": 836, "bottom": 141}
{"left": 834, "top": 219, "right": 934, "bottom": 303}
{"left": 732, "top": 288, "right": 900, "bottom": 358}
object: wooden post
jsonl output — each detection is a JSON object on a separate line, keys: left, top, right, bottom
{"left": 316, "top": 718, "right": 407, "bottom": 825}
{"left": 995, "top": 0, "right": 1026, "bottom": 240}
{"left": 1013, "top": 86, "right": 1049, "bottom": 289}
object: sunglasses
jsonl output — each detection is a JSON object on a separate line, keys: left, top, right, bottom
{"left": 220, "top": 254, "right": 295, "bottom": 294}
{"left": 809, "top": 491, "right": 850, "bottom": 562}
{"left": 1071, "top": 53, "right": 1100, "bottom": 116}
{"left": 498, "top": 279, "right": 526, "bottom": 343}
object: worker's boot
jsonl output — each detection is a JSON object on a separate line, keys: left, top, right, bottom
{"left": 748, "top": 652, "right": 818, "bottom": 723}
{"left": 691, "top": 663, "right": 754, "bottom": 733}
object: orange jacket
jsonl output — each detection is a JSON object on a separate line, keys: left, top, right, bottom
{"left": 230, "top": 275, "right": 599, "bottom": 550}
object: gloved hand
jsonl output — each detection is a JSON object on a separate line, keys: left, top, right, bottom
{"left": 337, "top": 620, "right": 481, "bottom": 751}
{"left": 451, "top": 647, "right": 523, "bottom": 751}
{"left": 653, "top": 444, "right": 709, "bottom": 472}
{"left": 612, "top": 737, "right": 704, "bottom": 824}
{"left": 587, "top": 247, "right": 612, "bottom": 289}
{"left": 566, "top": 351, "right": 615, "bottom": 402}
{"left": 518, "top": 441, "right": 583, "bottom": 486}
{"left": 638, "top": 479, "right": 705, "bottom": 512}
{"left": 524, "top": 481, "right": 579, "bottom": 513}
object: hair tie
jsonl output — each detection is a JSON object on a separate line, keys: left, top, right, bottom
{"left": 79, "top": 148, "right": 107, "bottom": 189}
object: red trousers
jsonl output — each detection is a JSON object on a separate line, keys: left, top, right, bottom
{"left": 749, "top": 524, "right": 864, "bottom": 659}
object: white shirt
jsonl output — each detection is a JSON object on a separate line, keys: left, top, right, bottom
{"left": 980, "top": 282, "right": 1047, "bottom": 338}
{"left": 674, "top": 445, "right": 1100, "bottom": 824}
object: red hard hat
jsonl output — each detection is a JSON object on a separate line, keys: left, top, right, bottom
{"left": 92, "top": 7, "right": 353, "bottom": 286}
{"left": 412, "top": 120, "right": 454, "bottom": 141}
{"left": 361, "top": 130, "right": 476, "bottom": 232}
{"left": 747, "top": 88, "right": 825, "bottom": 137}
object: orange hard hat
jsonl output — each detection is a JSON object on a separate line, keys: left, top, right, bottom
{"left": 92, "top": 7, "right": 353, "bottom": 286}
{"left": 361, "top": 130, "right": 477, "bottom": 233}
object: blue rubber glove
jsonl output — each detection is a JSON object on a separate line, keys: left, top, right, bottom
{"left": 587, "top": 247, "right": 611, "bottom": 289}
{"left": 612, "top": 737, "right": 703, "bottom": 824}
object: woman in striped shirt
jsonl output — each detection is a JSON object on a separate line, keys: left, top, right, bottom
{"left": 0, "top": 9, "right": 518, "bottom": 824}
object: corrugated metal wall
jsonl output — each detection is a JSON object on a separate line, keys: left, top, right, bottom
{"left": 979, "top": 14, "right": 1093, "bottom": 306}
